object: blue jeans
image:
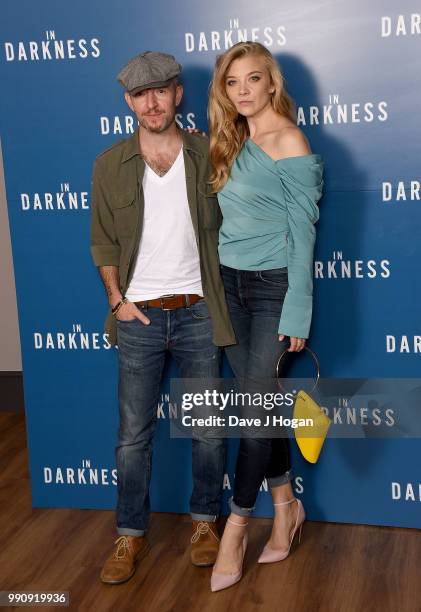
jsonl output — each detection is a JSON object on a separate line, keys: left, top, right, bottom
{"left": 220, "top": 265, "right": 293, "bottom": 517}
{"left": 115, "top": 299, "right": 224, "bottom": 536}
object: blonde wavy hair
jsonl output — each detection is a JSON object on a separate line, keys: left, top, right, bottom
{"left": 209, "top": 42, "right": 296, "bottom": 192}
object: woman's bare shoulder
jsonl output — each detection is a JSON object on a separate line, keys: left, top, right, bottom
{"left": 255, "top": 125, "right": 311, "bottom": 161}
{"left": 252, "top": 123, "right": 311, "bottom": 162}
{"left": 273, "top": 126, "right": 311, "bottom": 158}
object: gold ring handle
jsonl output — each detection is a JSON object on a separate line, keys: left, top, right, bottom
{"left": 276, "top": 346, "right": 320, "bottom": 394}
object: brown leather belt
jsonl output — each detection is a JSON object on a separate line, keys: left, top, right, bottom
{"left": 134, "top": 294, "right": 203, "bottom": 311}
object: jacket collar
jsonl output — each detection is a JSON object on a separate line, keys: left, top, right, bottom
{"left": 121, "top": 127, "right": 204, "bottom": 164}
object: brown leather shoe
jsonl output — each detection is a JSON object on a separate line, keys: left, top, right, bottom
{"left": 100, "top": 535, "right": 150, "bottom": 584}
{"left": 190, "top": 521, "right": 220, "bottom": 567}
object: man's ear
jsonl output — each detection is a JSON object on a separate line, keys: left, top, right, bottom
{"left": 175, "top": 84, "right": 183, "bottom": 106}
{"left": 124, "top": 91, "right": 134, "bottom": 111}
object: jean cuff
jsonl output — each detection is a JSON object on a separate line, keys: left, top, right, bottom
{"left": 191, "top": 513, "right": 217, "bottom": 522}
{"left": 229, "top": 496, "right": 255, "bottom": 517}
{"left": 117, "top": 527, "right": 146, "bottom": 537}
{"left": 266, "top": 469, "right": 294, "bottom": 488}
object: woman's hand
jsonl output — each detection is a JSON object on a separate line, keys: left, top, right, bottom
{"left": 184, "top": 127, "right": 207, "bottom": 137}
{"left": 279, "top": 335, "right": 306, "bottom": 352}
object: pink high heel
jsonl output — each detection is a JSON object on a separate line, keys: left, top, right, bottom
{"left": 210, "top": 518, "right": 248, "bottom": 592}
{"left": 258, "top": 498, "right": 305, "bottom": 564}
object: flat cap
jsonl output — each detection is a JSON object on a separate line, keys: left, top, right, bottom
{"left": 117, "top": 51, "right": 182, "bottom": 95}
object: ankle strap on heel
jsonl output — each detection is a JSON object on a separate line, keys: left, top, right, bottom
{"left": 273, "top": 498, "right": 297, "bottom": 507}
{"left": 227, "top": 518, "right": 248, "bottom": 527}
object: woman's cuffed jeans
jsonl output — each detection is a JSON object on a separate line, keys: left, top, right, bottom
{"left": 220, "top": 264, "right": 294, "bottom": 517}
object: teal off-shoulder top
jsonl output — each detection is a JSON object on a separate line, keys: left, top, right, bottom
{"left": 218, "top": 139, "right": 324, "bottom": 339}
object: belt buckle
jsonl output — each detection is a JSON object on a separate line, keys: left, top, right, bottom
{"left": 160, "top": 294, "right": 176, "bottom": 310}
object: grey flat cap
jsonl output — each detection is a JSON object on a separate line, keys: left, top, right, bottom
{"left": 117, "top": 51, "right": 182, "bottom": 95}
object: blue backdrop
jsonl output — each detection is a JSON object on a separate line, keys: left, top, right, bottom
{"left": 1, "top": 0, "right": 421, "bottom": 528}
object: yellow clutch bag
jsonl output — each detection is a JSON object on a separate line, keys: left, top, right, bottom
{"left": 276, "top": 347, "right": 331, "bottom": 464}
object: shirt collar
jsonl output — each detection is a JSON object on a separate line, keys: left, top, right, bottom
{"left": 121, "top": 127, "right": 205, "bottom": 164}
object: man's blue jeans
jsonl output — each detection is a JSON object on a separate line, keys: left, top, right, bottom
{"left": 115, "top": 299, "right": 224, "bottom": 536}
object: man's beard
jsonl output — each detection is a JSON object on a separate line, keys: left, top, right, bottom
{"left": 139, "top": 110, "right": 175, "bottom": 134}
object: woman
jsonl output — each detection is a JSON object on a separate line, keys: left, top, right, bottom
{"left": 208, "top": 42, "right": 324, "bottom": 591}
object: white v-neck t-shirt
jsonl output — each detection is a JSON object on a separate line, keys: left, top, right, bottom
{"left": 125, "top": 148, "right": 203, "bottom": 301}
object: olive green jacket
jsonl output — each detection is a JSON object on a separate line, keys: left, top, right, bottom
{"left": 90, "top": 129, "right": 236, "bottom": 347}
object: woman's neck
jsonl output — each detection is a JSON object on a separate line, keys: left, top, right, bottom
{"left": 247, "top": 104, "right": 286, "bottom": 139}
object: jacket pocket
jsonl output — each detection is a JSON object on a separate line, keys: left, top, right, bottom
{"left": 198, "top": 186, "right": 221, "bottom": 230}
{"left": 112, "top": 191, "right": 136, "bottom": 209}
{"left": 112, "top": 192, "right": 137, "bottom": 238}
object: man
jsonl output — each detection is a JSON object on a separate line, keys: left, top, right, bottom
{"left": 90, "top": 51, "right": 236, "bottom": 584}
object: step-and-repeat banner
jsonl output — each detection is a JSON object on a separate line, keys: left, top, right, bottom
{"left": 1, "top": 0, "right": 420, "bottom": 528}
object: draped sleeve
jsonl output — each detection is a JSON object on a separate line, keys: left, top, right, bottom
{"left": 276, "top": 155, "right": 324, "bottom": 339}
